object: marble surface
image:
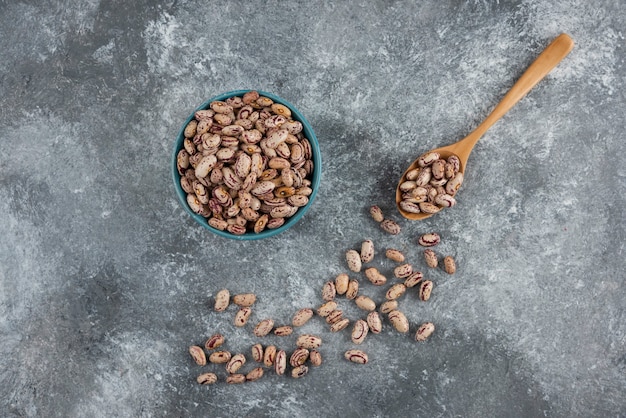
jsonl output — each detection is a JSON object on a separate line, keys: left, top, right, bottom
{"left": 1, "top": 1, "right": 624, "bottom": 417}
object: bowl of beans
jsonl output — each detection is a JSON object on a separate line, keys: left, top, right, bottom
{"left": 172, "top": 90, "right": 321, "bottom": 240}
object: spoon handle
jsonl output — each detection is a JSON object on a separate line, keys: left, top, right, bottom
{"left": 467, "top": 33, "right": 574, "bottom": 143}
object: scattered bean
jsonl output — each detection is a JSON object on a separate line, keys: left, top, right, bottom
{"left": 443, "top": 256, "right": 456, "bottom": 274}
{"left": 335, "top": 273, "right": 349, "bottom": 295}
{"left": 360, "top": 239, "right": 375, "bottom": 263}
{"left": 225, "top": 353, "right": 246, "bottom": 374}
{"left": 317, "top": 301, "right": 338, "bottom": 317}
{"left": 365, "top": 267, "right": 387, "bottom": 286}
{"left": 351, "top": 319, "right": 369, "bottom": 345}
{"left": 418, "top": 233, "right": 441, "bottom": 247}
{"left": 355, "top": 295, "right": 376, "bottom": 311}
{"left": 379, "top": 300, "right": 398, "bottom": 314}
{"left": 246, "top": 367, "right": 264, "bottom": 382}
{"left": 290, "top": 348, "right": 310, "bottom": 367}
{"left": 404, "top": 271, "right": 424, "bottom": 288}
{"left": 345, "top": 279, "right": 359, "bottom": 300}
{"left": 309, "top": 350, "right": 322, "bottom": 366}
{"left": 214, "top": 289, "right": 230, "bottom": 312}
{"left": 369, "top": 205, "right": 384, "bottom": 222}
{"left": 292, "top": 308, "right": 314, "bottom": 327}
{"left": 325, "top": 309, "right": 343, "bottom": 324}
{"left": 380, "top": 219, "right": 401, "bottom": 235}
{"left": 253, "top": 319, "right": 275, "bottom": 337}
{"left": 251, "top": 344, "right": 264, "bottom": 362}
{"left": 204, "top": 334, "right": 225, "bottom": 350}
{"left": 209, "top": 351, "right": 231, "bottom": 364}
{"left": 367, "top": 311, "right": 383, "bottom": 334}
{"left": 197, "top": 372, "right": 218, "bottom": 385}
{"left": 424, "top": 249, "right": 438, "bottom": 268}
{"left": 415, "top": 322, "right": 435, "bottom": 342}
{"left": 386, "top": 283, "right": 407, "bottom": 300}
{"left": 385, "top": 249, "right": 405, "bottom": 263}
{"left": 263, "top": 345, "right": 277, "bottom": 367}
{"left": 344, "top": 349, "right": 368, "bottom": 364}
{"left": 393, "top": 263, "right": 413, "bottom": 279}
{"left": 189, "top": 345, "right": 206, "bottom": 366}
{"left": 296, "top": 334, "right": 322, "bottom": 349}
{"left": 291, "top": 365, "right": 309, "bottom": 378}
{"left": 233, "top": 293, "right": 257, "bottom": 307}
{"left": 226, "top": 374, "right": 246, "bottom": 384}
{"left": 388, "top": 310, "right": 409, "bottom": 333}
{"left": 419, "top": 280, "right": 433, "bottom": 301}
{"left": 274, "top": 326, "right": 293, "bottom": 336}
{"left": 274, "top": 350, "right": 287, "bottom": 375}
{"left": 330, "top": 318, "right": 350, "bottom": 332}
{"left": 346, "top": 250, "right": 362, "bottom": 272}
{"left": 322, "top": 281, "right": 336, "bottom": 301}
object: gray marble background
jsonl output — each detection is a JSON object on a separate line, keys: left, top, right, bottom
{"left": 1, "top": 0, "right": 624, "bottom": 417}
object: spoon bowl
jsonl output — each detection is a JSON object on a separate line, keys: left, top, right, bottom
{"left": 396, "top": 33, "right": 575, "bottom": 220}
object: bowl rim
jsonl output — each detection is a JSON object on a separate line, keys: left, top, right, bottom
{"left": 171, "top": 89, "right": 321, "bottom": 240}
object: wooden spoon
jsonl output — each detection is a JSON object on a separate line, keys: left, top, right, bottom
{"left": 396, "top": 33, "right": 574, "bottom": 220}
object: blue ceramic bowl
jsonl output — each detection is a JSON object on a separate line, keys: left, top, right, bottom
{"left": 172, "top": 90, "right": 321, "bottom": 240}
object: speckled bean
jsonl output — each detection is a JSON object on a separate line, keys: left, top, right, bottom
{"left": 214, "top": 289, "right": 230, "bottom": 312}
{"left": 417, "top": 151, "right": 440, "bottom": 167}
{"left": 322, "top": 281, "right": 336, "bottom": 301}
{"left": 424, "top": 249, "right": 438, "bottom": 268}
{"left": 234, "top": 307, "right": 252, "bottom": 327}
{"left": 355, "top": 295, "right": 376, "bottom": 312}
{"left": 225, "top": 353, "right": 246, "bottom": 374}
{"left": 360, "top": 239, "right": 375, "bottom": 263}
{"left": 291, "top": 365, "right": 309, "bottom": 378}
{"left": 369, "top": 205, "right": 384, "bottom": 222}
{"left": 419, "top": 280, "right": 434, "bottom": 301}
{"left": 404, "top": 271, "right": 424, "bottom": 288}
{"left": 205, "top": 334, "right": 225, "bottom": 350}
{"left": 418, "top": 233, "right": 441, "bottom": 247}
{"left": 209, "top": 351, "right": 231, "bottom": 364}
{"left": 253, "top": 319, "right": 275, "bottom": 337}
{"left": 393, "top": 263, "right": 413, "bottom": 279}
{"left": 197, "top": 372, "right": 218, "bottom": 385}
{"left": 309, "top": 350, "right": 322, "bottom": 366}
{"left": 263, "top": 345, "right": 276, "bottom": 367}
{"left": 251, "top": 343, "right": 264, "bottom": 362}
{"left": 379, "top": 300, "right": 398, "bottom": 314}
{"left": 351, "top": 319, "right": 369, "bottom": 345}
{"left": 275, "top": 350, "right": 287, "bottom": 375}
{"left": 415, "top": 322, "right": 435, "bottom": 341}
{"left": 292, "top": 308, "right": 314, "bottom": 327}
{"left": 296, "top": 334, "right": 322, "bottom": 349}
{"left": 317, "top": 301, "right": 338, "bottom": 317}
{"left": 388, "top": 310, "right": 409, "bottom": 333}
{"left": 274, "top": 326, "right": 293, "bottom": 336}
{"left": 344, "top": 349, "right": 368, "bottom": 364}
{"left": 367, "top": 311, "right": 382, "bottom": 334}
{"left": 386, "top": 283, "right": 407, "bottom": 300}
{"left": 233, "top": 293, "right": 257, "bottom": 307}
{"left": 346, "top": 250, "right": 362, "bottom": 273}
{"left": 335, "top": 273, "right": 349, "bottom": 295}
{"left": 385, "top": 249, "right": 405, "bottom": 263}
{"left": 365, "top": 267, "right": 387, "bottom": 286}
{"left": 189, "top": 345, "right": 206, "bottom": 366}
{"left": 246, "top": 367, "right": 264, "bottom": 382}
{"left": 346, "top": 279, "right": 359, "bottom": 300}
{"left": 330, "top": 318, "right": 350, "bottom": 332}
{"left": 289, "top": 348, "right": 310, "bottom": 368}
{"left": 443, "top": 256, "right": 456, "bottom": 274}
{"left": 380, "top": 219, "right": 401, "bottom": 235}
